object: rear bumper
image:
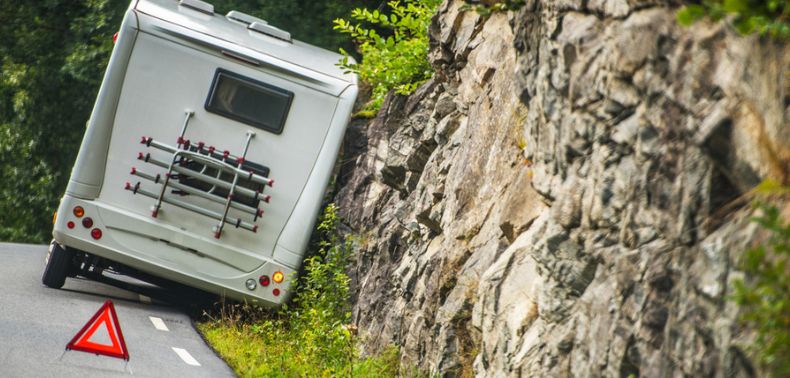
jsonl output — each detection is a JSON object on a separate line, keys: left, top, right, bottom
{"left": 53, "top": 194, "right": 293, "bottom": 307}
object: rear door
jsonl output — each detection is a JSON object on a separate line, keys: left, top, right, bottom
{"left": 96, "top": 30, "right": 339, "bottom": 274}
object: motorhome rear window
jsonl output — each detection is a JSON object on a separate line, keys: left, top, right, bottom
{"left": 205, "top": 69, "right": 293, "bottom": 134}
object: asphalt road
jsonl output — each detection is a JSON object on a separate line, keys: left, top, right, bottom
{"left": 0, "top": 243, "right": 235, "bottom": 377}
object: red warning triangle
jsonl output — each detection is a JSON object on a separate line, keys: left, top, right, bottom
{"left": 66, "top": 300, "right": 129, "bottom": 360}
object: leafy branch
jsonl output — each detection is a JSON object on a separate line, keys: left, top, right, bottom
{"left": 334, "top": 0, "right": 440, "bottom": 113}
{"left": 731, "top": 197, "right": 790, "bottom": 377}
{"left": 677, "top": 0, "right": 790, "bottom": 38}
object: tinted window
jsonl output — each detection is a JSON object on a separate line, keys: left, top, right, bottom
{"left": 205, "top": 69, "right": 293, "bottom": 134}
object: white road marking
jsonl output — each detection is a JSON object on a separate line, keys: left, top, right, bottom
{"left": 172, "top": 347, "right": 201, "bottom": 366}
{"left": 139, "top": 294, "right": 151, "bottom": 304}
{"left": 149, "top": 316, "right": 169, "bottom": 331}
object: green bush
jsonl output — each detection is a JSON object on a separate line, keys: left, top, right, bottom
{"left": 677, "top": 0, "right": 790, "bottom": 38}
{"left": 334, "top": 0, "right": 441, "bottom": 113}
{"left": 731, "top": 200, "right": 790, "bottom": 377}
{"left": 199, "top": 204, "right": 401, "bottom": 377}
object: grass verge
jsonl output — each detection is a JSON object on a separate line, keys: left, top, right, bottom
{"left": 197, "top": 204, "right": 400, "bottom": 377}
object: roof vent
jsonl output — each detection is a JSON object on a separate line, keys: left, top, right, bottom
{"left": 179, "top": 0, "right": 214, "bottom": 15}
{"left": 248, "top": 22, "right": 292, "bottom": 42}
{"left": 226, "top": 10, "right": 266, "bottom": 25}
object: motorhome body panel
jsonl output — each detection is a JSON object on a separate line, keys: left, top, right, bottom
{"left": 137, "top": 0, "right": 352, "bottom": 82}
{"left": 52, "top": 0, "right": 358, "bottom": 305}
{"left": 66, "top": 0, "right": 354, "bottom": 201}
{"left": 137, "top": 12, "right": 351, "bottom": 96}
{"left": 53, "top": 195, "right": 295, "bottom": 305}
{"left": 66, "top": 2, "right": 139, "bottom": 199}
{"left": 97, "top": 30, "right": 339, "bottom": 274}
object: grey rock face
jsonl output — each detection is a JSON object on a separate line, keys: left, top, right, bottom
{"left": 335, "top": 0, "right": 790, "bottom": 376}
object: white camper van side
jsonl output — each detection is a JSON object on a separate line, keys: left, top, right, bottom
{"left": 45, "top": 0, "right": 358, "bottom": 307}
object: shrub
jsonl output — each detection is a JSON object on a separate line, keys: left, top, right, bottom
{"left": 677, "top": 0, "right": 790, "bottom": 38}
{"left": 731, "top": 200, "right": 790, "bottom": 377}
{"left": 334, "top": 0, "right": 441, "bottom": 113}
{"left": 199, "top": 204, "right": 401, "bottom": 377}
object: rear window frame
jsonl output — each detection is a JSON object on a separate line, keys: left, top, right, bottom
{"left": 204, "top": 68, "right": 294, "bottom": 134}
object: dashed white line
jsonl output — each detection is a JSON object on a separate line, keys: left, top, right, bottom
{"left": 149, "top": 316, "right": 169, "bottom": 331}
{"left": 172, "top": 347, "right": 201, "bottom": 366}
{"left": 138, "top": 294, "right": 151, "bottom": 304}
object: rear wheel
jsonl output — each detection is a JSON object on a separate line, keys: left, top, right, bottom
{"left": 42, "top": 241, "right": 74, "bottom": 288}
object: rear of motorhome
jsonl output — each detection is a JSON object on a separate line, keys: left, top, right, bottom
{"left": 44, "top": 0, "right": 358, "bottom": 306}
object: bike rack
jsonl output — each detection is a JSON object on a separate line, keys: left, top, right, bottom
{"left": 125, "top": 110, "right": 273, "bottom": 239}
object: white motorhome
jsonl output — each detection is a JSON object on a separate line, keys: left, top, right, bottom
{"left": 44, "top": 0, "right": 357, "bottom": 306}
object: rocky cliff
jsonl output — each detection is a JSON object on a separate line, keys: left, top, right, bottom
{"left": 334, "top": 0, "right": 790, "bottom": 376}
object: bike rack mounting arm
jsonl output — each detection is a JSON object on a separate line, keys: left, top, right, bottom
{"left": 126, "top": 110, "right": 273, "bottom": 238}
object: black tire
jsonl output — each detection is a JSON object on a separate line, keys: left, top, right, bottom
{"left": 42, "top": 241, "right": 74, "bottom": 289}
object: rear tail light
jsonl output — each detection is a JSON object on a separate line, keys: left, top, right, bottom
{"left": 73, "top": 206, "right": 84, "bottom": 218}
{"left": 67, "top": 221, "right": 75, "bottom": 229}
{"left": 91, "top": 228, "right": 103, "bottom": 240}
{"left": 272, "top": 288, "right": 280, "bottom": 296}
{"left": 112, "top": 32, "right": 119, "bottom": 44}
{"left": 82, "top": 217, "right": 94, "bottom": 228}
{"left": 259, "top": 275, "right": 270, "bottom": 286}
{"left": 272, "top": 271, "right": 284, "bottom": 283}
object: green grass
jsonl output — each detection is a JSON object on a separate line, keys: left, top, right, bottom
{"left": 197, "top": 204, "right": 401, "bottom": 377}
{"left": 198, "top": 321, "right": 400, "bottom": 377}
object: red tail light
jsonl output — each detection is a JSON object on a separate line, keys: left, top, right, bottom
{"left": 112, "top": 32, "right": 119, "bottom": 44}
{"left": 67, "top": 221, "right": 75, "bottom": 229}
{"left": 91, "top": 228, "right": 102, "bottom": 240}
{"left": 259, "top": 275, "right": 270, "bottom": 286}
{"left": 272, "top": 288, "right": 280, "bottom": 296}
{"left": 82, "top": 217, "right": 93, "bottom": 228}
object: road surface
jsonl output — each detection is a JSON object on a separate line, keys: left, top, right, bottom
{"left": 0, "top": 243, "right": 235, "bottom": 377}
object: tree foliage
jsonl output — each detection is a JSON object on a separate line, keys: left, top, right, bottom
{"left": 0, "top": 0, "right": 126, "bottom": 242}
{"left": 677, "top": 0, "right": 790, "bottom": 38}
